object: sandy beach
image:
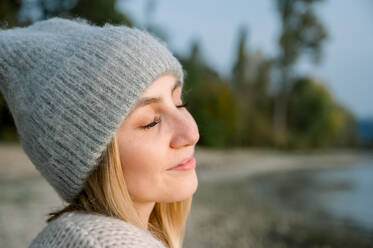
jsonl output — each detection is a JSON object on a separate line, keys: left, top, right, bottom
{"left": 194, "top": 146, "right": 365, "bottom": 182}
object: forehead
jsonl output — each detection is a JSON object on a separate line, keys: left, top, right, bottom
{"left": 133, "top": 76, "right": 182, "bottom": 109}
{"left": 142, "top": 74, "right": 180, "bottom": 95}
{"left": 123, "top": 76, "right": 181, "bottom": 120}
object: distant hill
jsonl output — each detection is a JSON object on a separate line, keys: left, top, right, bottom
{"left": 358, "top": 118, "right": 373, "bottom": 144}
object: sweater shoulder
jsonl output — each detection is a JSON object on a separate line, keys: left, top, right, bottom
{"left": 28, "top": 211, "right": 166, "bottom": 248}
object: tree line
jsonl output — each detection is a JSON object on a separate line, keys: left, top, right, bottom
{"left": 0, "top": 0, "right": 363, "bottom": 149}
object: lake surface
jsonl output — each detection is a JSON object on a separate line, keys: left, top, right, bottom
{"left": 250, "top": 154, "right": 373, "bottom": 230}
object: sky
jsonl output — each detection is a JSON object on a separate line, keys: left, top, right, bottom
{"left": 118, "top": 0, "right": 373, "bottom": 119}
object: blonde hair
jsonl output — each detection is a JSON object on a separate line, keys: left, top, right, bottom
{"left": 47, "top": 132, "right": 193, "bottom": 248}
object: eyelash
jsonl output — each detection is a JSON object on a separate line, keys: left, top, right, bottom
{"left": 141, "top": 101, "right": 189, "bottom": 129}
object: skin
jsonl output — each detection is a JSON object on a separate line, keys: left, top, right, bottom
{"left": 116, "top": 73, "right": 200, "bottom": 229}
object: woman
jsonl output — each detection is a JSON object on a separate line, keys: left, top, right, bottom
{"left": 0, "top": 17, "right": 199, "bottom": 248}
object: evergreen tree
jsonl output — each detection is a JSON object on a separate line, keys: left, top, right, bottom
{"left": 231, "top": 25, "right": 250, "bottom": 92}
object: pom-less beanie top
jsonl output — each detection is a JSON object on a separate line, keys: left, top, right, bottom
{"left": 0, "top": 17, "right": 184, "bottom": 203}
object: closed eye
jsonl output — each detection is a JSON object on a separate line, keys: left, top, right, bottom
{"left": 140, "top": 101, "right": 189, "bottom": 129}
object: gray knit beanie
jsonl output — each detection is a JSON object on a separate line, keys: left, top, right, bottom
{"left": 0, "top": 17, "right": 184, "bottom": 203}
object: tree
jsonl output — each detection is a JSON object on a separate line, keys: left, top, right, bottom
{"left": 273, "top": 0, "right": 327, "bottom": 146}
{"left": 231, "top": 25, "right": 250, "bottom": 92}
{"left": 288, "top": 77, "right": 357, "bottom": 148}
{"left": 17, "top": 0, "right": 133, "bottom": 26}
{"left": 0, "top": 0, "right": 22, "bottom": 27}
{"left": 230, "top": 25, "right": 274, "bottom": 146}
{"left": 69, "top": 0, "right": 132, "bottom": 26}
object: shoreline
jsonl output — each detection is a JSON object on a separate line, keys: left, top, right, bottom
{"left": 195, "top": 146, "right": 371, "bottom": 183}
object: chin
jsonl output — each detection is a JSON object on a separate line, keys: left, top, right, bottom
{"left": 163, "top": 172, "right": 198, "bottom": 202}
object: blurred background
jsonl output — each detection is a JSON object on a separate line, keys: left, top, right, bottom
{"left": 0, "top": 0, "right": 372, "bottom": 247}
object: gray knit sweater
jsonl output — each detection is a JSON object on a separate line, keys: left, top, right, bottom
{"left": 28, "top": 211, "right": 167, "bottom": 248}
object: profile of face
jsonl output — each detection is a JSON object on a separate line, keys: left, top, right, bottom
{"left": 116, "top": 74, "right": 200, "bottom": 205}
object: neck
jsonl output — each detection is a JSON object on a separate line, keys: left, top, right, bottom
{"left": 133, "top": 201, "right": 156, "bottom": 230}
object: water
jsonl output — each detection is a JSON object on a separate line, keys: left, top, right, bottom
{"left": 316, "top": 158, "right": 373, "bottom": 228}
{"left": 250, "top": 155, "right": 373, "bottom": 230}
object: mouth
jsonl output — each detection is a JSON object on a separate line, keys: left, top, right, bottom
{"left": 167, "top": 156, "right": 196, "bottom": 171}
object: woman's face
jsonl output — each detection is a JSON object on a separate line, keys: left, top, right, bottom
{"left": 116, "top": 74, "right": 200, "bottom": 204}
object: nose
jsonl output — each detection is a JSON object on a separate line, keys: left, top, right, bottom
{"left": 170, "top": 111, "right": 200, "bottom": 149}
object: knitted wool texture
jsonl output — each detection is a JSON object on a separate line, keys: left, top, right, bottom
{"left": 0, "top": 17, "right": 184, "bottom": 203}
{"left": 28, "top": 211, "right": 167, "bottom": 247}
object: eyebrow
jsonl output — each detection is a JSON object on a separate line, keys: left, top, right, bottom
{"left": 134, "top": 80, "right": 182, "bottom": 109}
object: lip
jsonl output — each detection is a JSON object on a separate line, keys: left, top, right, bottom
{"left": 167, "top": 156, "right": 196, "bottom": 171}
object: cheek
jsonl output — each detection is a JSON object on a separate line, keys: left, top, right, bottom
{"left": 118, "top": 137, "right": 165, "bottom": 200}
